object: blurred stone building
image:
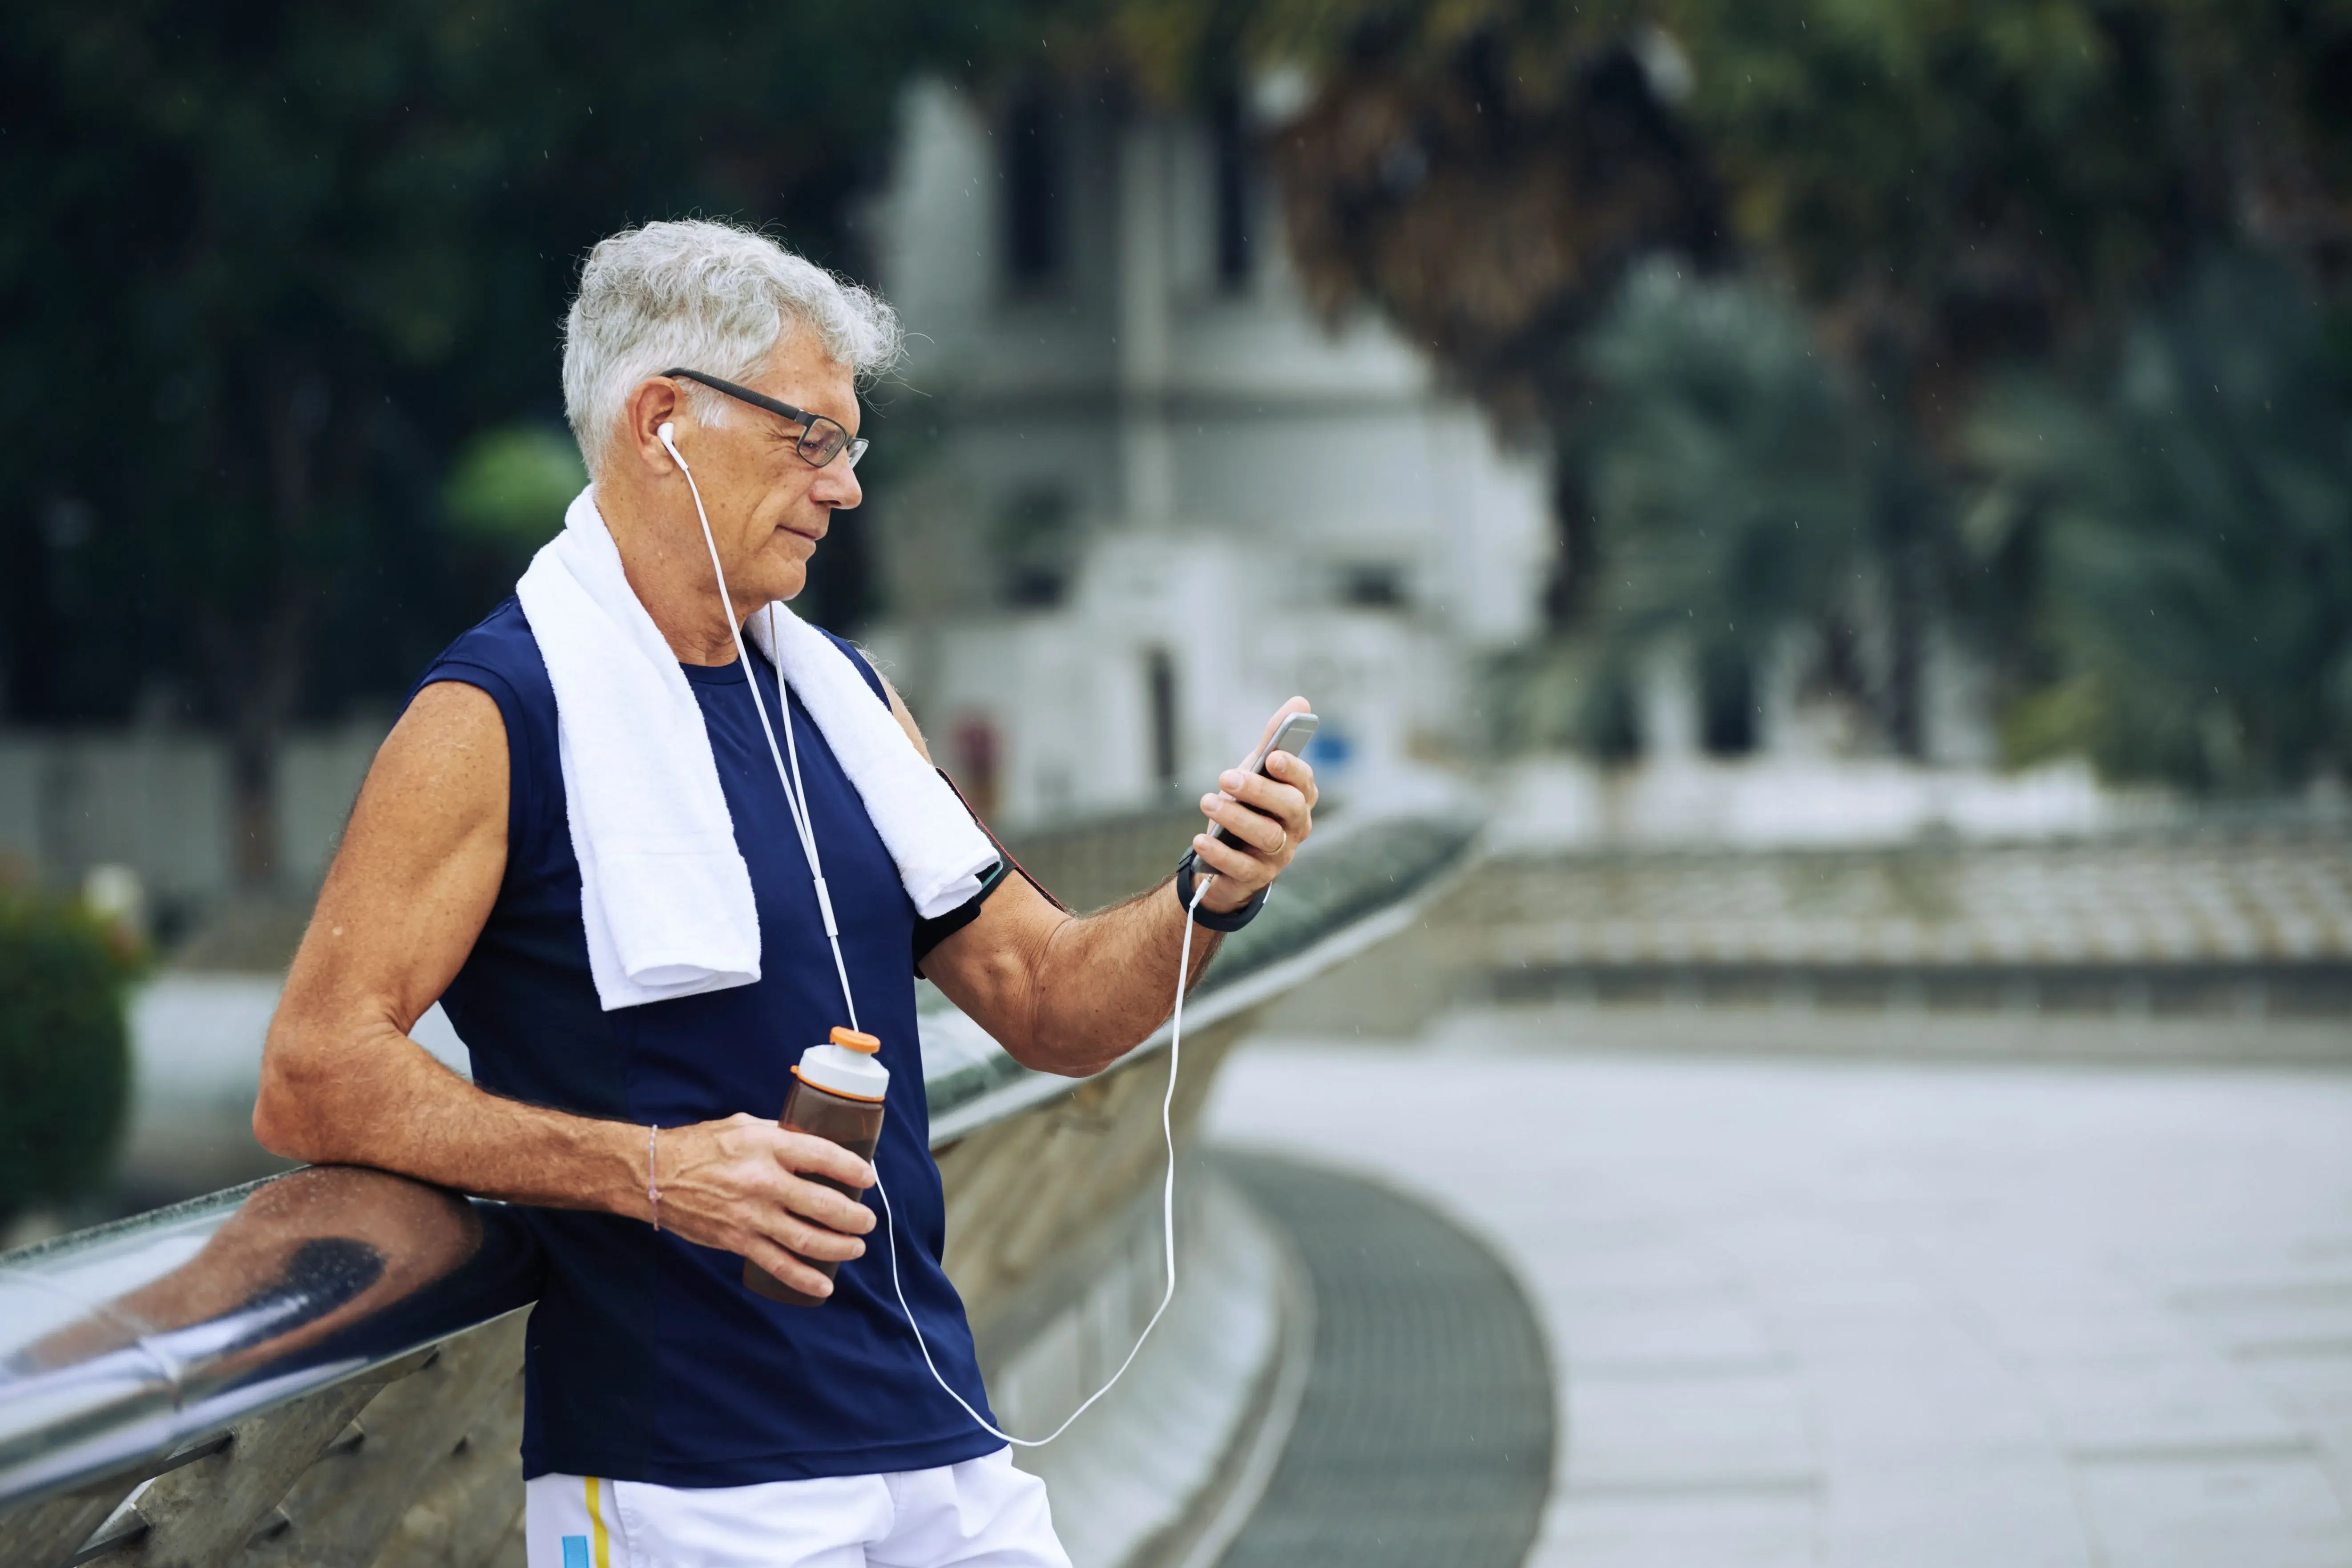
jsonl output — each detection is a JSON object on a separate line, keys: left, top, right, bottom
{"left": 859, "top": 81, "right": 1554, "bottom": 828}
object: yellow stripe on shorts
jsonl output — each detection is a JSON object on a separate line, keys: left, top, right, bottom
{"left": 585, "top": 1475, "right": 612, "bottom": 1568}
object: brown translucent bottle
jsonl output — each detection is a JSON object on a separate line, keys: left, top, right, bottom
{"left": 742, "top": 1026, "right": 889, "bottom": 1307}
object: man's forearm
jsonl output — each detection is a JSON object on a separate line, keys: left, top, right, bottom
{"left": 255, "top": 1016, "right": 647, "bottom": 1219}
{"left": 1018, "top": 876, "right": 1222, "bottom": 1075}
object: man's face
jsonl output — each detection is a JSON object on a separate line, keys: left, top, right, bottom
{"left": 678, "top": 328, "right": 863, "bottom": 607}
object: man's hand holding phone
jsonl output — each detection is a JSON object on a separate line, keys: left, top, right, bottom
{"left": 1190, "top": 697, "right": 1319, "bottom": 915}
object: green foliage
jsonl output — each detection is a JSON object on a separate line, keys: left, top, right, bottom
{"left": 1562, "top": 261, "right": 1969, "bottom": 752}
{"left": 1969, "top": 253, "right": 2352, "bottom": 790}
{"left": 1194, "top": 0, "right": 2350, "bottom": 769}
{"left": 0, "top": 0, "right": 1065, "bottom": 878}
{"left": 1672, "top": 0, "right": 2193, "bottom": 351}
{"left": 1224, "top": 0, "right": 2352, "bottom": 407}
{"left": 1487, "top": 265, "right": 1878, "bottom": 756}
{"left": 1229, "top": 0, "right": 1725, "bottom": 419}
{"left": 1581, "top": 262, "right": 1867, "bottom": 659}
{"left": 0, "top": 887, "right": 143, "bottom": 1223}
{"left": 444, "top": 426, "right": 586, "bottom": 555}
{"left": 1489, "top": 637, "right": 1638, "bottom": 757}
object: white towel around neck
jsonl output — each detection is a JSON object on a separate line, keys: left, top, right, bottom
{"left": 514, "top": 486, "right": 996, "bottom": 1012}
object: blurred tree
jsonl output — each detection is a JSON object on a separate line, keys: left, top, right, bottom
{"left": 0, "top": 0, "right": 1050, "bottom": 886}
{"left": 1231, "top": 0, "right": 2352, "bottom": 437}
{"left": 1968, "top": 252, "right": 2352, "bottom": 790}
{"left": 444, "top": 427, "right": 590, "bottom": 556}
{"left": 438, "top": 423, "right": 591, "bottom": 626}
{"left": 1574, "top": 262, "right": 1877, "bottom": 743}
{"left": 1662, "top": 0, "right": 2352, "bottom": 452}
{"left": 1251, "top": 2, "right": 1730, "bottom": 621}
{"left": 1105, "top": 0, "right": 2352, "bottom": 760}
{"left": 1253, "top": 2, "right": 1726, "bottom": 414}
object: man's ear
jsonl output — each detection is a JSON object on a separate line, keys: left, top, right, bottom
{"left": 621, "top": 376, "right": 689, "bottom": 474}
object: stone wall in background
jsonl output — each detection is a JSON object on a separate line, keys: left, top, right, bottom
{"left": 0, "top": 724, "right": 387, "bottom": 922}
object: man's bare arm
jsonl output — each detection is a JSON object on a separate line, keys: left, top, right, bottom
{"left": 884, "top": 685, "right": 1318, "bottom": 1076}
{"left": 920, "top": 876, "right": 1223, "bottom": 1076}
{"left": 253, "top": 680, "right": 877, "bottom": 1299}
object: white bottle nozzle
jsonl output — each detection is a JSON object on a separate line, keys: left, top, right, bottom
{"left": 795, "top": 1028, "right": 890, "bottom": 1101}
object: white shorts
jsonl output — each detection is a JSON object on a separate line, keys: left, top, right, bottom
{"left": 524, "top": 1448, "right": 1070, "bottom": 1568}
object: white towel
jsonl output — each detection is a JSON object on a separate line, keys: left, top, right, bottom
{"left": 515, "top": 487, "right": 997, "bottom": 1012}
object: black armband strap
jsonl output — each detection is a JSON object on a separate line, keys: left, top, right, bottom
{"left": 912, "top": 859, "right": 1011, "bottom": 973}
{"left": 933, "top": 769, "right": 1069, "bottom": 913}
{"left": 1174, "top": 851, "right": 1268, "bottom": 932}
{"left": 914, "top": 768, "right": 1074, "bottom": 976}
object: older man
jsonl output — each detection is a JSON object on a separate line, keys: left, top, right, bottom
{"left": 254, "top": 219, "right": 1315, "bottom": 1568}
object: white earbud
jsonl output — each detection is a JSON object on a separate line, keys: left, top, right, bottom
{"left": 658, "top": 420, "right": 683, "bottom": 466}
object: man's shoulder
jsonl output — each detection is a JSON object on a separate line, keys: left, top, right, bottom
{"left": 813, "top": 625, "right": 887, "bottom": 706}
{"left": 413, "top": 597, "right": 554, "bottom": 706}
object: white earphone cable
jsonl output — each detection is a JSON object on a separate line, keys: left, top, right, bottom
{"left": 666, "top": 428, "right": 860, "bottom": 1033}
{"left": 663, "top": 427, "right": 1202, "bottom": 1444}
{"left": 873, "top": 873, "right": 1206, "bottom": 1449}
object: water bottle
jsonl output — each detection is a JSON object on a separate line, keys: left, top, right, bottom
{"left": 742, "top": 1026, "right": 888, "bottom": 1306}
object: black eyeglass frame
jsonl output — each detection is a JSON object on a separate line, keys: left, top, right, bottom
{"left": 658, "top": 367, "right": 869, "bottom": 470}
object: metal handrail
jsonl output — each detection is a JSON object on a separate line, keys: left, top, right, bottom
{"left": 0, "top": 804, "right": 1480, "bottom": 1516}
{"left": 0, "top": 1169, "right": 540, "bottom": 1515}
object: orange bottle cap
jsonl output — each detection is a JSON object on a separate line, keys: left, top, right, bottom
{"left": 830, "top": 1026, "right": 882, "bottom": 1054}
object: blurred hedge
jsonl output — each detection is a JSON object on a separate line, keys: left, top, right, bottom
{"left": 0, "top": 885, "right": 143, "bottom": 1227}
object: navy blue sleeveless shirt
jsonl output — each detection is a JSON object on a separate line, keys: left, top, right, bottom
{"left": 411, "top": 597, "right": 1000, "bottom": 1486}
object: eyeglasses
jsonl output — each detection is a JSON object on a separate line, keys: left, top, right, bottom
{"left": 660, "top": 368, "right": 869, "bottom": 470}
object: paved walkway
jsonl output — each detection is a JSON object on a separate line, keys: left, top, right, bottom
{"left": 1203, "top": 1011, "right": 2352, "bottom": 1568}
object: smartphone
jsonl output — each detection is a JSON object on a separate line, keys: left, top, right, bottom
{"left": 1202, "top": 711, "right": 1318, "bottom": 849}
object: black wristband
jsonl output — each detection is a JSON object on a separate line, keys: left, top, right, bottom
{"left": 1174, "top": 851, "right": 1268, "bottom": 932}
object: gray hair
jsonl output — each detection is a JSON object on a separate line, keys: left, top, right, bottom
{"left": 561, "top": 218, "right": 903, "bottom": 474}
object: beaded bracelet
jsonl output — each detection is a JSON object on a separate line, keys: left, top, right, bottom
{"left": 647, "top": 1125, "right": 662, "bottom": 1233}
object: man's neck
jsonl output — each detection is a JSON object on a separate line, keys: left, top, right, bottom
{"left": 595, "top": 468, "right": 744, "bottom": 667}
